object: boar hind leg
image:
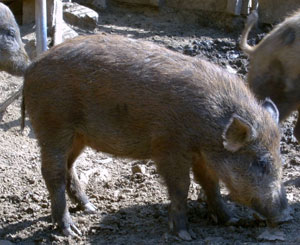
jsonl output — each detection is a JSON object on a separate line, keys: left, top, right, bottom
{"left": 192, "top": 154, "right": 233, "bottom": 224}
{"left": 66, "top": 134, "right": 96, "bottom": 214}
{"left": 153, "top": 146, "right": 193, "bottom": 240}
{"left": 41, "top": 141, "right": 81, "bottom": 237}
{"left": 293, "top": 107, "right": 300, "bottom": 142}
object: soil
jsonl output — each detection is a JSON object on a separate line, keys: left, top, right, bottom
{"left": 1, "top": 3, "right": 300, "bottom": 245}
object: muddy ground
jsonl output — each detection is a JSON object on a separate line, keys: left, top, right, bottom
{"left": 1, "top": 3, "right": 300, "bottom": 245}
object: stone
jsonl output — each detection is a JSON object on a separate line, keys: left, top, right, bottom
{"left": 60, "top": 22, "right": 79, "bottom": 41}
{"left": 132, "top": 164, "right": 146, "bottom": 175}
{"left": 63, "top": 2, "right": 99, "bottom": 30}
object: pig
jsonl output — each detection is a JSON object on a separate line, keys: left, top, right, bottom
{"left": 240, "top": 9, "right": 300, "bottom": 141}
{"left": 0, "top": 3, "right": 30, "bottom": 76}
{"left": 22, "top": 33, "right": 288, "bottom": 240}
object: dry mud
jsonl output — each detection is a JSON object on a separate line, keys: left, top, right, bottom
{"left": 1, "top": 4, "right": 300, "bottom": 245}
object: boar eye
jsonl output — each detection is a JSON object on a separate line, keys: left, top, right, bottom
{"left": 7, "top": 28, "right": 15, "bottom": 38}
{"left": 255, "top": 158, "right": 271, "bottom": 174}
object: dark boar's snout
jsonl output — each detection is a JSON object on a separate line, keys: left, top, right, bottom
{"left": 252, "top": 183, "right": 288, "bottom": 226}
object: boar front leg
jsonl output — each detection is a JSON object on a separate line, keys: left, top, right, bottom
{"left": 192, "top": 153, "right": 234, "bottom": 224}
{"left": 153, "top": 142, "right": 194, "bottom": 240}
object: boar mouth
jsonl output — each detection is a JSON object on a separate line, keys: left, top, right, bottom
{"left": 251, "top": 185, "right": 289, "bottom": 226}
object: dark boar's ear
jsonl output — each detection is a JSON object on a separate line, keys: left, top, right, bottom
{"left": 262, "top": 98, "right": 279, "bottom": 124}
{"left": 222, "top": 114, "right": 257, "bottom": 152}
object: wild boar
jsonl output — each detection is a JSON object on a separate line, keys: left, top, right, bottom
{"left": 0, "top": 3, "right": 30, "bottom": 76}
{"left": 240, "top": 9, "right": 300, "bottom": 141}
{"left": 22, "top": 33, "right": 288, "bottom": 240}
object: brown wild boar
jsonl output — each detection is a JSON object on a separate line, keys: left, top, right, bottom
{"left": 0, "top": 3, "right": 30, "bottom": 76}
{"left": 22, "top": 33, "right": 288, "bottom": 240}
{"left": 240, "top": 9, "right": 300, "bottom": 141}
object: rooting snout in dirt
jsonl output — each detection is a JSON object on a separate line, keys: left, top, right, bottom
{"left": 240, "top": 9, "right": 300, "bottom": 141}
{"left": 22, "top": 33, "right": 288, "bottom": 240}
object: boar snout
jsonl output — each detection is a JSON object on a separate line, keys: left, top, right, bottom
{"left": 252, "top": 183, "right": 288, "bottom": 226}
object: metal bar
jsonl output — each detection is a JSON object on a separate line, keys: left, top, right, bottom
{"left": 35, "top": 0, "right": 47, "bottom": 55}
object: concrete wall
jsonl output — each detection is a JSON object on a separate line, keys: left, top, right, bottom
{"left": 115, "top": 0, "right": 300, "bottom": 24}
{"left": 164, "top": 0, "right": 227, "bottom": 13}
{"left": 5, "top": 0, "right": 300, "bottom": 25}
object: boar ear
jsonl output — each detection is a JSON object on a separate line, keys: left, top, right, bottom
{"left": 223, "top": 114, "right": 257, "bottom": 152}
{"left": 262, "top": 98, "right": 279, "bottom": 124}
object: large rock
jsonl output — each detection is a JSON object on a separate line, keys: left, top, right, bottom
{"left": 115, "top": 0, "right": 162, "bottom": 7}
{"left": 63, "top": 2, "right": 99, "bottom": 30}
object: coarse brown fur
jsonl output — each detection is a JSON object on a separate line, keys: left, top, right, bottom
{"left": 22, "top": 33, "right": 287, "bottom": 239}
{"left": 240, "top": 9, "right": 300, "bottom": 141}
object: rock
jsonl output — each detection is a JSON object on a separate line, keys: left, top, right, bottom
{"left": 23, "top": 23, "right": 77, "bottom": 60}
{"left": 79, "top": 166, "right": 111, "bottom": 189}
{"left": 226, "top": 64, "right": 237, "bottom": 74}
{"left": 132, "top": 164, "right": 146, "bottom": 175}
{"left": 63, "top": 2, "right": 99, "bottom": 30}
{"left": 60, "top": 22, "right": 79, "bottom": 41}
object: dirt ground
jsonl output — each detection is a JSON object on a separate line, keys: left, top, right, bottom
{"left": 1, "top": 3, "right": 300, "bottom": 245}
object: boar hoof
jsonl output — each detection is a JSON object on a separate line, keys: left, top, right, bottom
{"left": 83, "top": 202, "right": 97, "bottom": 214}
{"left": 62, "top": 223, "right": 82, "bottom": 237}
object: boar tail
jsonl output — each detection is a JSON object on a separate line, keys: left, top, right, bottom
{"left": 240, "top": 10, "right": 258, "bottom": 55}
{"left": 21, "top": 87, "right": 25, "bottom": 131}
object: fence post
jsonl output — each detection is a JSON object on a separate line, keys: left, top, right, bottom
{"left": 35, "top": 0, "right": 47, "bottom": 55}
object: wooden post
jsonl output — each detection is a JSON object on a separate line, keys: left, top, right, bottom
{"left": 35, "top": 0, "right": 47, "bottom": 55}
{"left": 50, "top": 0, "right": 63, "bottom": 46}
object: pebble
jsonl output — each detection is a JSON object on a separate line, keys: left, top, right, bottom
{"left": 132, "top": 164, "right": 146, "bottom": 175}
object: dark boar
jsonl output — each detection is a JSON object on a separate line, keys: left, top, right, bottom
{"left": 0, "top": 3, "right": 30, "bottom": 76}
{"left": 240, "top": 9, "right": 300, "bottom": 141}
{"left": 22, "top": 34, "right": 288, "bottom": 240}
